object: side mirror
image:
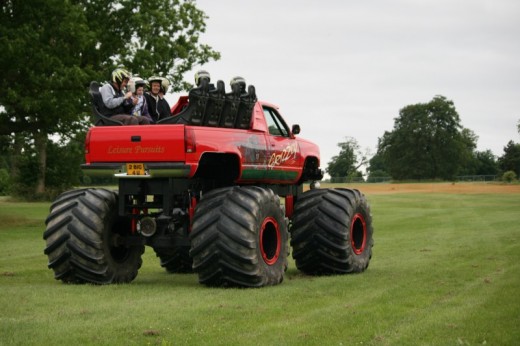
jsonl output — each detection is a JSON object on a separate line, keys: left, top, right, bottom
{"left": 292, "top": 124, "right": 301, "bottom": 135}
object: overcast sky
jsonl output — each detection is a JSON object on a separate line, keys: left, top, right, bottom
{"left": 171, "top": 0, "right": 520, "bottom": 171}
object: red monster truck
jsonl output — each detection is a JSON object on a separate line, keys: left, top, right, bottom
{"left": 43, "top": 78, "right": 374, "bottom": 287}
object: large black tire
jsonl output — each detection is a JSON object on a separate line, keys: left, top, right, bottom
{"left": 154, "top": 238, "right": 193, "bottom": 274}
{"left": 43, "top": 188, "right": 144, "bottom": 284}
{"left": 290, "top": 188, "right": 374, "bottom": 275}
{"left": 190, "top": 186, "right": 288, "bottom": 288}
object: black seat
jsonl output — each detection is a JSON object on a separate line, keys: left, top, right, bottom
{"left": 204, "top": 80, "right": 226, "bottom": 127}
{"left": 188, "top": 78, "right": 211, "bottom": 125}
{"left": 156, "top": 79, "right": 211, "bottom": 125}
{"left": 156, "top": 111, "right": 188, "bottom": 124}
{"left": 235, "top": 85, "right": 257, "bottom": 129}
{"left": 220, "top": 82, "right": 242, "bottom": 128}
{"left": 156, "top": 79, "right": 256, "bottom": 129}
{"left": 156, "top": 100, "right": 188, "bottom": 124}
{"left": 89, "top": 81, "right": 123, "bottom": 126}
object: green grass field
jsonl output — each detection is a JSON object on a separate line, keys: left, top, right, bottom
{"left": 1, "top": 185, "right": 519, "bottom": 345}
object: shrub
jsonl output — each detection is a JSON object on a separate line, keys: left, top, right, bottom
{"left": 502, "top": 170, "right": 517, "bottom": 183}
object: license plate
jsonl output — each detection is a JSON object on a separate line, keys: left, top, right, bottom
{"left": 126, "top": 163, "right": 145, "bottom": 175}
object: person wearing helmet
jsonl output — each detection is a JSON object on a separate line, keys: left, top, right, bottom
{"left": 99, "top": 68, "right": 140, "bottom": 125}
{"left": 144, "top": 76, "right": 171, "bottom": 122}
{"left": 129, "top": 77, "right": 153, "bottom": 124}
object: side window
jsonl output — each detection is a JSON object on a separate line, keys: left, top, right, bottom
{"left": 263, "top": 107, "right": 289, "bottom": 137}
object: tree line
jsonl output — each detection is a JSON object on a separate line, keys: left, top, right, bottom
{"left": 326, "top": 96, "right": 520, "bottom": 182}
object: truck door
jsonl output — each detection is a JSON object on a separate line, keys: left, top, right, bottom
{"left": 263, "top": 106, "right": 302, "bottom": 182}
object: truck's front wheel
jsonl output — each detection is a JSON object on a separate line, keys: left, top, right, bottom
{"left": 190, "top": 186, "right": 288, "bottom": 287}
{"left": 290, "top": 188, "right": 374, "bottom": 275}
{"left": 43, "top": 188, "right": 144, "bottom": 284}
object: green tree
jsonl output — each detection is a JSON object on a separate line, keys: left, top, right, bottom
{"left": 366, "top": 149, "right": 390, "bottom": 182}
{"left": 498, "top": 140, "right": 520, "bottom": 177}
{"left": 0, "top": 169, "right": 9, "bottom": 195}
{"left": 473, "top": 150, "right": 499, "bottom": 176}
{"left": 0, "top": 0, "right": 219, "bottom": 196}
{"left": 377, "top": 95, "right": 476, "bottom": 180}
{"left": 326, "top": 137, "right": 367, "bottom": 181}
{"left": 458, "top": 149, "right": 498, "bottom": 177}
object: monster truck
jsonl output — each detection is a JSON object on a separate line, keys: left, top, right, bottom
{"left": 43, "top": 78, "right": 374, "bottom": 287}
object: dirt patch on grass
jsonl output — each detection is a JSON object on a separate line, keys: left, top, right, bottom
{"left": 320, "top": 182, "right": 520, "bottom": 195}
{"left": 0, "top": 215, "right": 42, "bottom": 229}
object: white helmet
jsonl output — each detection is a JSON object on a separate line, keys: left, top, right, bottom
{"left": 161, "top": 77, "right": 170, "bottom": 93}
{"left": 194, "top": 70, "right": 211, "bottom": 86}
{"left": 127, "top": 76, "right": 146, "bottom": 93}
{"left": 148, "top": 76, "right": 169, "bottom": 93}
{"left": 148, "top": 76, "right": 162, "bottom": 85}
{"left": 230, "top": 76, "right": 246, "bottom": 92}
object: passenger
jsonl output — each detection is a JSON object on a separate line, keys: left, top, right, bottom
{"left": 99, "top": 68, "right": 139, "bottom": 125}
{"left": 145, "top": 76, "right": 171, "bottom": 122}
{"left": 129, "top": 77, "right": 153, "bottom": 124}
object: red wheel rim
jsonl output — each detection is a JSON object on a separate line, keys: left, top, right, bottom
{"left": 259, "top": 217, "right": 281, "bottom": 265}
{"left": 350, "top": 213, "right": 367, "bottom": 255}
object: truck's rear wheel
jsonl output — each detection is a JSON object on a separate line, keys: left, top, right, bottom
{"left": 154, "top": 242, "right": 193, "bottom": 274}
{"left": 190, "top": 186, "right": 288, "bottom": 287}
{"left": 290, "top": 188, "right": 373, "bottom": 275}
{"left": 43, "top": 188, "right": 144, "bottom": 284}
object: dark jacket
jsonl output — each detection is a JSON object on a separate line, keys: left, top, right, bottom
{"left": 144, "top": 92, "right": 171, "bottom": 122}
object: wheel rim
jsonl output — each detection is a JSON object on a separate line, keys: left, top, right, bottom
{"left": 259, "top": 217, "right": 281, "bottom": 265}
{"left": 350, "top": 213, "right": 367, "bottom": 255}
